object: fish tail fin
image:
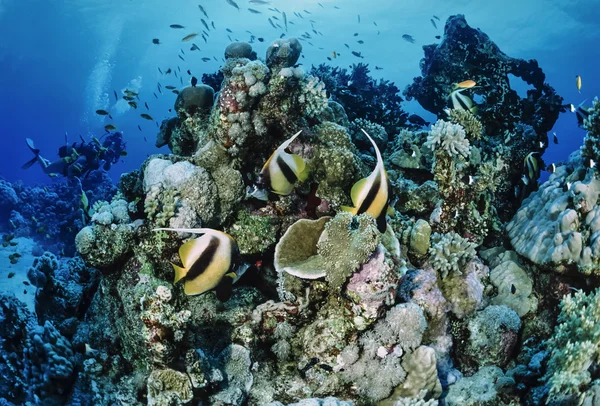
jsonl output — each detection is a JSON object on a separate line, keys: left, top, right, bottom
{"left": 172, "top": 263, "right": 188, "bottom": 284}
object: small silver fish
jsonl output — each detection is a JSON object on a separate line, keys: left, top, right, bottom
{"left": 225, "top": 0, "right": 239, "bottom": 10}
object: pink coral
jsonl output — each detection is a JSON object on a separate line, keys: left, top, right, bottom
{"left": 345, "top": 247, "right": 398, "bottom": 320}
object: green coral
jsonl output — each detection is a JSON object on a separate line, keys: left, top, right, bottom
{"left": 226, "top": 209, "right": 280, "bottom": 255}
{"left": 429, "top": 232, "right": 477, "bottom": 278}
{"left": 274, "top": 213, "right": 380, "bottom": 291}
{"left": 448, "top": 108, "right": 483, "bottom": 141}
{"left": 75, "top": 224, "right": 134, "bottom": 269}
{"left": 310, "top": 122, "right": 364, "bottom": 204}
{"left": 320, "top": 213, "right": 380, "bottom": 289}
{"left": 544, "top": 288, "right": 600, "bottom": 399}
{"left": 144, "top": 186, "right": 180, "bottom": 227}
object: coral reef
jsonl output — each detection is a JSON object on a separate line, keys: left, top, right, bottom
{"left": 404, "top": 14, "right": 563, "bottom": 141}
{"left": 3, "top": 172, "right": 116, "bottom": 255}
{"left": 1, "top": 23, "right": 588, "bottom": 406}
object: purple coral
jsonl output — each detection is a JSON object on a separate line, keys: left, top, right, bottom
{"left": 345, "top": 247, "right": 398, "bottom": 320}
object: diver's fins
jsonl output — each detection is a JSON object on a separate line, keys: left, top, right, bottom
{"left": 22, "top": 138, "right": 41, "bottom": 170}
{"left": 21, "top": 157, "right": 38, "bottom": 170}
{"left": 25, "top": 138, "right": 40, "bottom": 154}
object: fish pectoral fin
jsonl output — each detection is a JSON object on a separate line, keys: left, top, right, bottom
{"left": 350, "top": 177, "right": 368, "bottom": 206}
{"left": 172, "top": 263, "right": 187, "bottom": 283}
{"left": 215, "top": 273, "right": 236, "bottom": 302}
{"left": 376, "top": 213, "right": 387, "bottom": 233}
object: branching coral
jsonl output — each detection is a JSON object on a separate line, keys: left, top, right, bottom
{"left": 580, "top": 98, "right": 600, "bottom": 163}
{"left": 448, "top": 109, "right": 483, "bottom": 141}
{"left": 299, "top": 75, "right": 328, "bottom": 118}
{"left": 429, "top": 232, "right": 477, "bottom": 278}
{"left": 426, "top": 120, "right": 471, "bottom": 158}
{"left": 544, "top": 288, "right": 600, "bottom": 400}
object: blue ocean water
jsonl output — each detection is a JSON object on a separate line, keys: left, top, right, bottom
{"left": 1, "top": 0, "right": 598, "bottom": 185}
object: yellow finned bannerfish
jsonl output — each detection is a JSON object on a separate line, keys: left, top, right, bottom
{"left": 154, "top": 228, "right": 242, "bottom": 301}
{"left": 523, "top": 152, "right": 540, "bottom": 184}
{"left": 341, "top": 129, "right": 391, "bottom": 233}
{"left": 455, "top": 79, "right": 476, "bottom": 89}
{"left": 576, "top": 75, "right": 582, "bottom": 93}
{"left": 253, "top": 130, "right": 309, "bottom": 199}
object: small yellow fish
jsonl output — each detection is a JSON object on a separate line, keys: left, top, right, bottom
{"left": 140, "top": 113, "right": 153, "bottom": 121}
{"left": 332, "top": 51, "right": 337, "bottom": 58}
{"left": 576, "top": 75, "right": 582, "bottom": 93}
{"left": 182, "top": 33, "right": 198, "bottom": 42}
{"left": 104, "top": 124, "right": 117, "bottom": 131}
{"left": 455, "top": 79, "right": 476, "bottom": 89}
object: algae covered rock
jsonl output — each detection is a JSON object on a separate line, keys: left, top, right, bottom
{"left": 224, "top": 41, "right": 254, "bottom": 60}
{"left": 174, "top": 85, "right": 215, "bottom": 117}
{"left": 459, "top": 305, "right": 521, "bottom": 372}
{"left": 210, "top": 344, "right": 253, "bottom": 405}
{"left": 266, "top": 37, "right": 302, "bottom": 70}
{"left": 489, "top": 260, "right": 536, "bottom": 317}
{"left": 156, "top": 117, "right": 179, "bottom": 148}
{"left": 445, "top": 366, "right": 516, "bottom": 406}
{"left": 147, "top": 368, "right": 193, "bottom": 406}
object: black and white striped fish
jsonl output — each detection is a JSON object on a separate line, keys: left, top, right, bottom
{"left": 449, "top": 88, "right": 477, "bottom": 114}
{"left": 153, "top": 228, "right": 243, "bottom": 300}
{"left": 341, "top": 129, "right": 392, "bottom": 233}
{"left": 250, "top": 130, "right": 308, "bottom": 200}
{"left": 571, "top": 100, "right": 590, "bottom": 128}
{"left": 523, "top": 152, "right": 540, "bottom": 184}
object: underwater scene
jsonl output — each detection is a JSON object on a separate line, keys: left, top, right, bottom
{"left": 1, "top": 0, "right": 600, "bottom": 404}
